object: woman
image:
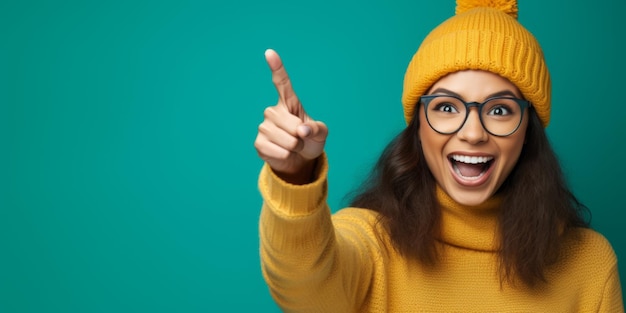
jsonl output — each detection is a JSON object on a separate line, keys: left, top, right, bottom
{"left": 254, "top": 0, "right": 623, "bottom": 311}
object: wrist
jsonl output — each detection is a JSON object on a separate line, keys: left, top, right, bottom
{"left": 275, "top": 158, "right": 319, "bottom": 185}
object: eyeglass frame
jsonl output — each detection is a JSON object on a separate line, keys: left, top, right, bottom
{"left": 419, "top": 94, "right": 532, "bottom": 137}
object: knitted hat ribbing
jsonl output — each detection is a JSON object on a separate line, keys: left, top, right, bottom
{"left": 402, "top": 0, "right": 551, "bottom": 127}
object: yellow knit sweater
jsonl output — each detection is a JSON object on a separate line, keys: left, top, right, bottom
{"left": 258, "top": 156, "right": 623, "bottom": 312}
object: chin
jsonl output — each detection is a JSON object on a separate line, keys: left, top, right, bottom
{"left": 446, "top": 186, "right": 495, "bottom": 207}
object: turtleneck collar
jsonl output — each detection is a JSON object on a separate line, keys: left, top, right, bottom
{"left": 436, "top": 186, "right": 502, "bottom": 252}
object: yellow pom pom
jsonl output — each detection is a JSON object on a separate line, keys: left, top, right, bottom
{"left": 456, "top": 0, "right": 518, "bottom": 19}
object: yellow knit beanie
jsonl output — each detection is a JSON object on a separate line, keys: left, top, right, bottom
{"left": 402, "top": 0, "right": 551, "bottom": 127}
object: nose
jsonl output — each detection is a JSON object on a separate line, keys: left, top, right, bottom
{"left": 456, "top": 108, "right": 488, "bottom": 144}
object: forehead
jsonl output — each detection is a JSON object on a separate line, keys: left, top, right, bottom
{"left": 429, "top": 70, "right": 522, "bottom": 99}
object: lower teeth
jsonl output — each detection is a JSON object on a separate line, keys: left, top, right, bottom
{"left": 453, "top": 164, "right": 487, "bottom": 180}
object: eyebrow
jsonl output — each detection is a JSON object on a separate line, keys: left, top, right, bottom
{"left": 428, "top": 88, "right": 520, "bottom": 100}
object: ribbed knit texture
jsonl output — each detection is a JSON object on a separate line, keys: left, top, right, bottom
{"left": 402, "top": 0, "right": 551, "bottom": 127}
{"left": 258, "top": 157, "right": 624, "bottom": 312}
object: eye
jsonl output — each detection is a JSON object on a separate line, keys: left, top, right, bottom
{"left": 487, "top": 104, "right": 512, "bottom": 116}
{"left": 434, "top": 103, "right": 459, "bottom": 113}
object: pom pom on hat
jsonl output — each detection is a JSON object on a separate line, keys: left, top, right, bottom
{"left": 402, "top": 0, "right": 551, "bottom": 127}
{"left": 456, "top": 0, "right": 518, "bottom": 18}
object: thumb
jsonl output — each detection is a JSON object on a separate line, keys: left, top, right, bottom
{"left": 298, "top": 120, "right": 328, "bottom": 142}
{"left": 297, "top": 120, "right": 328, "bottom": 160}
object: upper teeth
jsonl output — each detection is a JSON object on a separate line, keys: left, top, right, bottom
{"left": 451, "top": 154, "right": 493, "bottom": 164}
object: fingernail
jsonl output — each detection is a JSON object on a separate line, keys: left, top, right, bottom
{"left": 300, "top": 125, "right": 311, "bottom": 137}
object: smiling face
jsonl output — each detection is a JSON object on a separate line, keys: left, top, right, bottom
{"left": 418, "top": 70, "right": 529, "bottom": 206}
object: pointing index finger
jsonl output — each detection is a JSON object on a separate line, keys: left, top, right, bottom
{"left": 265, "top": 49, "right": 301, "bottom": 113}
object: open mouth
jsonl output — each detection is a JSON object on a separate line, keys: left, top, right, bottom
{"left": 449, "top": 154, "right": 494, "bottom": 181}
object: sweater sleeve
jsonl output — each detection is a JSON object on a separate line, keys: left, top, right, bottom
{"left": 598, "top": 262, "right": 624, "bottom": 313}
{"left": 258, "top": 154, "right": 376, "bottom": 312}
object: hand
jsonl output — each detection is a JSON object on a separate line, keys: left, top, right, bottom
{"left": 254, "top": 49, "right": 328, "bottom": 184}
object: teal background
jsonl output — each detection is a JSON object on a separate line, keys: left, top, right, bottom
{"left": 2, "top": 0, "right": 624, "bottom": 311}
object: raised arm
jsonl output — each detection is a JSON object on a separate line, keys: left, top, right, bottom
{"left": 254, "top": 49, "right": 328, "bottom": 185}
{"left": 255, "top": 50, "right": 376, "bottom": 312}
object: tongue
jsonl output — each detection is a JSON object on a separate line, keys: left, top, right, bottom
{"left": 456, "top": 162, "right": 484, "bottom": 177}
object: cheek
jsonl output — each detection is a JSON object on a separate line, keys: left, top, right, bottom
{"left": 418, "top": 117, "right": 446, "bottom": 173}
{"left": 496, "top": 114, "right": 529, "bottom": 171}
{"left": 497, "top": 134, "right": 526, "bottom": 176}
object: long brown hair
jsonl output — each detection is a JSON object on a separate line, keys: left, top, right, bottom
{"left": 349, "top": 106, "right": 590, "bottom": 287}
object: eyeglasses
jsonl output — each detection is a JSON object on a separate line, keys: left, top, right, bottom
{"left": 419, "top": 95, "right": 531, "bottom": 137}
